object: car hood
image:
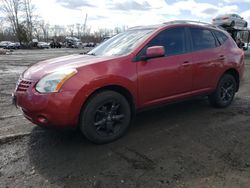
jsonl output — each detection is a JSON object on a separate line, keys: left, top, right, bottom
{"left": 22, "top": 54, "right": 117, "bottom": 80}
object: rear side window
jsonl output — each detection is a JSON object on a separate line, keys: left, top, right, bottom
{"left": 213, "top": 30, "right": 228, "bottom": 45}
{"left": 148, "top": 27, "right": 186, "bottom": 56}
{"left": 190, "top": 28, "right": 217, "bottom": 51}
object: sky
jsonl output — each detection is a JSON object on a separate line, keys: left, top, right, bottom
{"left": 2, "top": 0, "right": 250, "bottom": 31}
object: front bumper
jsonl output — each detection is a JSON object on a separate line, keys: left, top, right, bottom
{"left": 13, "top": 79, "right": 81, "bottom": 129}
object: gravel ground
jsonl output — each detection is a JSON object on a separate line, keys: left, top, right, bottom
{"left": 0, "top": 49, "right": 250, "bottom": 188}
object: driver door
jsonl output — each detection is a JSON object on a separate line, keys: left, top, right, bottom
{"left": 136, "top": 27, "right": 193, "bottom": 107}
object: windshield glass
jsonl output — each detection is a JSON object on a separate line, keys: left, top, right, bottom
{"left": 88, "top": 29, "right": 154, "bottom": 56}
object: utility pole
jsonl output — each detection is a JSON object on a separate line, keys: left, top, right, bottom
{"left": 83, "top": 13, "right": 88, "bottom": 36}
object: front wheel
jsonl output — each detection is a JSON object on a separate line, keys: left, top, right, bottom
{"left": 209, "top": 74, "right": 236, "bottom": 108}
{"left": 80, "top": 90, "right": 131, "bottom": 144}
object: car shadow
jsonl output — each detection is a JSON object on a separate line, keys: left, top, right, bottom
{"left": 27, "top": 98, "right": 215, "bottom": 187}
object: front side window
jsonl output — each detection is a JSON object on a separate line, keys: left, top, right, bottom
{"left": 190, "top": 28, "right": 217, "bottom": 51}
{"left": 147, "top": 27, "right": 186, "bottom": 56}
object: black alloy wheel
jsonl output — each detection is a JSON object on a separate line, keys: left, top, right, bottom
{"left": 209, "top": 74, "right": 236, "bottom": 108}
{"left": 219, "top": 79, "right": 235, "bottom": 104}
{"left": 80, "top": 90, "right": 131, "bottom": 144}
{"left": 94, "top": 100, "right": 125, "bottom": 137}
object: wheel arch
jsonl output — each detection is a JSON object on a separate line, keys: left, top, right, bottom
{"left": 80, "top": 84, "right": 136, "bottom": 121}
{"left": 223, "top": 68, "right": 240, "bottom": 92}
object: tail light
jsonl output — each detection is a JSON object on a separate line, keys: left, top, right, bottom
{"left": 223, "top": 17, "right": 229, "bottom": 20}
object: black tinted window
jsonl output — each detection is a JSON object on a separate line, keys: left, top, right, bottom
{"left": 148, "top": 27, "right": 186, "bottom": 56}
{"left": 190, "top": 28, "right": 217, "bottom": 51}
{"left": 213, "top": 30, "right": 228, "bottom": 45}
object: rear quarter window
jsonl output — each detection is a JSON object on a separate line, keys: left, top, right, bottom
{"left": 213, "top": 30, "right": 228, "bottom": 45}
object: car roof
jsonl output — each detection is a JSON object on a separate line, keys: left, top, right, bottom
{"left": 215, "top": 13, "right": 240, "bottom": 17}
{"left": 128, "top": 20, "right": 221, "bottom": 31}
{"left": 128, "top": 24, "right": 164, "bottom": 30}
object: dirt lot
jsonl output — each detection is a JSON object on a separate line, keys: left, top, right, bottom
{"left": 0, "top": 49, "right": 250, "bottom": 188}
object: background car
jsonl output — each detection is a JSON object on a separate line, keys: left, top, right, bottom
{"left": 15, "top": 42, "right": 21, "bottom": 49}
{"left": 0, "top": 41, "right": 12, "bottom": 48}
{"left": 50, "top": 41, "right": 62, "bottom": 48}
{"left": 243, "top": 42, "right": 250, "bottom": 51}
{"left": 37, "top": 42, "right": 50, "bottom": 49}
{"left": 212, "top": 14, "right": 248, "bottom": 27}
{"left": 5, "top": 42, "right": 21, "bottom": 49}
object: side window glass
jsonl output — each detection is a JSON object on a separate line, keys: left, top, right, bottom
{"left": 190, "top": 28, "right": 217, "bottom": 51}
{"left": 214, "top": 30, "right": 228, "bottom": 45}
{"left": 147, "top": 27, "right": 186, "bottom": 56}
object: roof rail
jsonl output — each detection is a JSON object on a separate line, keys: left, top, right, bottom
{"left": 163, "top": 20, "right": 218, "bottom": 28}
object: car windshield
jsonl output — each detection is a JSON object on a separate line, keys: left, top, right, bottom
{"left": 87, "top": 29, "right": 154, "bottom": 56}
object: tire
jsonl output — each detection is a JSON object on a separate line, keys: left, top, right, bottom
{"left": 209, "top": 74, "right": 236, "bottom": 108}
{"left": 80, "top": 90, "right": 131, "bottom": 144}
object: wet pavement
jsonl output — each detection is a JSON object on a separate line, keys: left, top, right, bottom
{"left": 0, "top": 49, "right": 250, "bottom": 188}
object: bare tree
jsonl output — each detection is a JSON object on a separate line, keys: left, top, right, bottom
{"left": 1, "top": 0, "right": 37, "bottom": 45}
{"left": 67, "top": 25, "right": 74, "bottom": 37}
{"left": 38, "top": 21, "right": 50, "bottom": 41}
{"left": 76, "top": 23, "right": 81, "bottom": 38}
{"left": 23, "top": 0, "right": 35, "bottom": 42}
{"left": 2, "top": 0, "right": 23, "bottom": 43}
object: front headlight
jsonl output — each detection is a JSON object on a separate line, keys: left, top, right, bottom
{"left": 36, "top": 69, "right": 77, "bottom": 93}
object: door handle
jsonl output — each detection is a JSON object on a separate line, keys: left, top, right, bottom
{"left": 182, "top": 61, "right": 190, "bottom": 66}
{"left": 218, "top": 55, "right": 225, "bottom": 61}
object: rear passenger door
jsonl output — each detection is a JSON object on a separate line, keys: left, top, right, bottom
{"left": 188, "top": 27, "right": 222, "bottom": 92}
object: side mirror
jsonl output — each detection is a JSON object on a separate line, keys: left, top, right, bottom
{"left": 141, "top": 46, "right": 165, "bottom": 61}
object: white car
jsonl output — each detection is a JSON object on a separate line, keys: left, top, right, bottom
{"left": 37, "top": 42, "right": 50, "bottom": 49}
{"left": 0, "top": 41, "right": 11, "bottom": 48}
{"left": 212, "top": 14, "right": 248, "bottom": 28}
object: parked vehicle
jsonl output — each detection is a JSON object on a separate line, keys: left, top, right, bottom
{"left": 5, "top": 42, "right": 21, "bottom": 49}
{"left": 37, "top": 42, "right": 50, "bottom": 49}
{"left": 64, "top": 37, "right": 82, "bottom": 48}
{"left": 71, "top": 41, "right": 82, "bottom": 48}
{"left": 13, "top": 21, "right": 244, "bottom": 144}
{"left": 0, "top": 41, "right": 12, "bottom": 48}
{"left": 86, "top": 42, "right": 95, "bottom": 47}
{"left": 243, "top": 42, "right": 250, "bottom": 50}
{"left": 50, "top": 41, "right": 62, "bottom": 48}
{"left": 15, "top": 42, "right": 21, "bottom": 49}
{"left": 212, "top": 14, "right": 248, "bottom": 27}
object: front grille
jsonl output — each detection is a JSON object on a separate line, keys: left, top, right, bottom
{"left": 16, "top": 80, "right": 32, "bottom": 92}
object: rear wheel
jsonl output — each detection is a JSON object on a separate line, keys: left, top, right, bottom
{"left": 80, "top": 90, "right": 131, "bottom": 144}
{"left": 209, "top": 74, "right": 236, "bottom": 108}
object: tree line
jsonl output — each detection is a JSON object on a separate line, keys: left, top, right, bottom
{"left": 0, "top": 0, "right": 127, "bottom": 46}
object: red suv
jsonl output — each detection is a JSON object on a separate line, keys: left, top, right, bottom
{"left": 13, "top": 21, "right": 244, "bottom": 143}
